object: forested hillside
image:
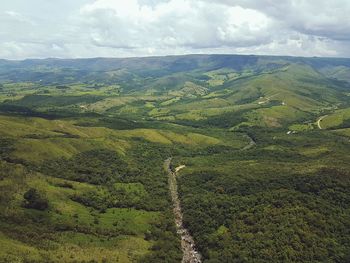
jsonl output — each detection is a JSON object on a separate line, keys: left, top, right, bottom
{"left": 0, "top": 54, "right": 350, "bottom": 262}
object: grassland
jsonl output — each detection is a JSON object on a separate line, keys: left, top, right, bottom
{"left": 319, "top": 107, "right": 350, "bottom": 129}
{"left": 0, "top": 114, "right": 195, "bottom": 262}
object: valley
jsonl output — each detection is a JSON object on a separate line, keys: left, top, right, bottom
{"left": 0, "top": 54, "right": 349, "bottom": 262}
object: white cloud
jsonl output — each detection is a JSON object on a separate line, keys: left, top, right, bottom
{"left": 79, "top": 0, "right": 274, "bottom": 50}
{"left": 0, "top": 0, "right": 349, "bottom": 59}
{"left": 209, "top": 0, "right": 350, "bottom": 40}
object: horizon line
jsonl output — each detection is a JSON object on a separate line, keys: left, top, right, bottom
{"left": 2, "top": 53, "right": 350, "bottom": 62}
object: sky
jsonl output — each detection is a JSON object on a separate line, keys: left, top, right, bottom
{"left": 1, "top": 0, "right": 350, "bottom": 59}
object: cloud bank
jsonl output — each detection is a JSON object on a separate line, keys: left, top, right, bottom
{"left": 1, "top": 0, "right": 349, "bottom": 59}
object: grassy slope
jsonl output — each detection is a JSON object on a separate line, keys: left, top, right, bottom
{"left": 1, "top": 115, "right": 222, "bottom": 262}
{"left": 320, "top": 108, "right": 350, "bottom": 129}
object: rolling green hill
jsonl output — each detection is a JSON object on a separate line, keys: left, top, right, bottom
{"left": 0, "top": 54, "right": 350, "bottom": 262}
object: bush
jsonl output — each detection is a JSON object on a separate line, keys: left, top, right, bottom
{"left": 23, "top": 188, "right": 49, "bottom": 211}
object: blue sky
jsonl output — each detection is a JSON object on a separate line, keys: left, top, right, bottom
{"left": 1, "top": 0, "right": 349, "bottom": 59}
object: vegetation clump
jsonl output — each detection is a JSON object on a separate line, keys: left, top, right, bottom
{"left": 23, "top": 188, "right": 49, "bottom": 211}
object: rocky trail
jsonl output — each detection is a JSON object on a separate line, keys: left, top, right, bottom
{"left": 164, "top": 158, "right": 202, "bottom": 263}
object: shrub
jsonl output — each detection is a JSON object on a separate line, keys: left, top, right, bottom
{"left": 23, "top": 188, "right": 49, "bottom": 211}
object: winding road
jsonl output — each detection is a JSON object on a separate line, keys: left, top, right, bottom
{"left": 164, "top": 158, "right": 202, "bottom": 263}
{"left": 317, "top": 115, "right": 328, "bottom": 129}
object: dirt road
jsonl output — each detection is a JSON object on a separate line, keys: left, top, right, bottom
{"left": 317, "top": 115, "right": 328, "bottom": 129}
{"left": 164, "top": 158, "right": 202, "bottom": 263}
